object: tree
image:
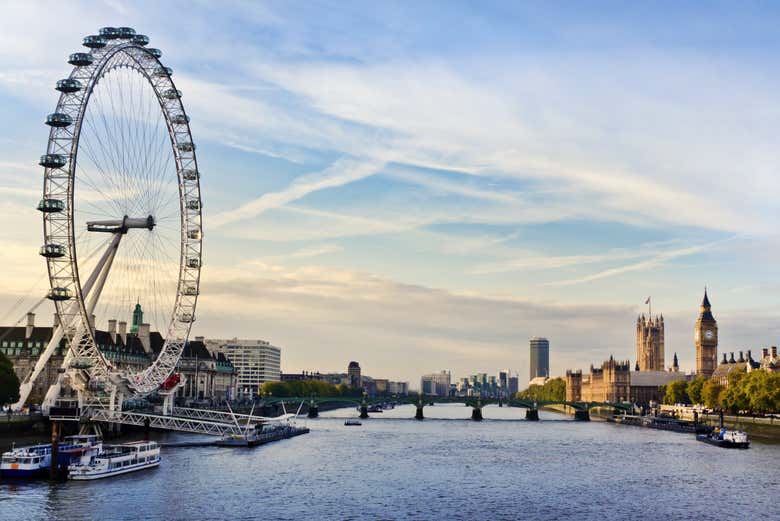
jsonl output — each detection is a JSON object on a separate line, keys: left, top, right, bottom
{"left": 0, "top": 351, "right": 20, "bottom": 406}
{"left": 663, "top": 379, "right": 689, "bottom": 405}
{"left": 687, "top": 376, "right": 706, "bottom": 405}
{"left": 701, "top": 380, "right": 723, "bottom": 409}
{"left": 516, "top": 377, "right": 565, "bottom": 402}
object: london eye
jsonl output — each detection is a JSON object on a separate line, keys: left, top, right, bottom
{"left": 17, "top": 26, "right": 203, "bottom": 410}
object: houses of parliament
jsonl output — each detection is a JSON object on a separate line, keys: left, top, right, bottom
{"left": 566, "top": 291, "right": 719, "bottom": 404}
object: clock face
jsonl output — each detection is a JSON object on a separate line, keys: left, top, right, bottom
{"left": 704, "top": 329, "right": 714, "bottom": 340}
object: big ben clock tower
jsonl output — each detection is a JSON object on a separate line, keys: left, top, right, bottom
{"left": 695, "top": 289, "right": 718, "bottom": 377}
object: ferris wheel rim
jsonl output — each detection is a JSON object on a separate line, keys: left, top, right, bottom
{"left": 40, "top": 28, "right": 203, "bottom": 398}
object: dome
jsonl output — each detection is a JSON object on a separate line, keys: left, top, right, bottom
{"left": 348, "top": 361, "right": 360, "bottom": 369}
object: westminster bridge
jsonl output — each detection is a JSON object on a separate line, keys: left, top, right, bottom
{"left": 259, "top": 395, "right": 633, "bottom": 422}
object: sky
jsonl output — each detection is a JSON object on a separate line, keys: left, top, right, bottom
{"left": 1, "top": 1, "right": 780, "bottom": 387}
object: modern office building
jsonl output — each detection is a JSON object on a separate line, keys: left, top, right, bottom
{"left": 387, "top": 381, "right": 409, "bottom": 395}
{"left": 348, "top": 361, "right": 362, "bottom": 388}
{"left": 421, "top": 370, "right": 451, "bottom": 397}
{"left": 206, "top": 338, "right": 281, "bottom": 399}
{"left": 530, "top": 337, "right": 550, "bottom": 380}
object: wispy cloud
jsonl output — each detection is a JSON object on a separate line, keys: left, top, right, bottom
{"left": 211, "top": 158, "right": 385, "bottom": 228}
{"left": 253, "top": 244, "right": 343, "bottom": 263}
{"left": 545, "top": 238, "right": 738, "bottom": 286}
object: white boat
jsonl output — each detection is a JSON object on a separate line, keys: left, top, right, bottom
{"left": 696, "top": 428, "right": 750, "bottom": 449}
{"left": 68, "top": 441, "right": 160, "bottom": 480}
{"left": 1, "top": 434, "right": 101, "bottom": 478}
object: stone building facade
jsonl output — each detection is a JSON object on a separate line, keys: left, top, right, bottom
{"left": 637, "top": 314, "right": 665, "bottom": 371}
{"left": 580, "top": 357, "right": 631, "bottom": 403}
{"left": 565, "top": 370, "right": 582, "bottom": 402}
{"left": 566, "top": 358, "right": 685, "bottom": 405}
{"left": 2, "top": 311, "right": 234, "bottom": 405}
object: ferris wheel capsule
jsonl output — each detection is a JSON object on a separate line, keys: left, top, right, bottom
{"left": 45, "top": 113, "right": 73, "bottom": 127}
{"left": 39, "top": 154, "right": 67, "bottom": 168}
{"left": 162, "top": 88, "right": 182, "bottom": 99}
{"left": 39, "top": 243, "right": 66, "bottom": 258}
{"left": 37, "top": 198, "right": 65, "bottom": 212}
{"left": 68, "top": 53, "right": 94, "bottom": 66}
{"left": 47, "top": 287, "right": 72, "bottom": 301}
{"left": 117, "top": 27, "right": 136, "bottom": 39}
{"left": 56, "top": 79, "right": 81, "bottom": 93}
{"left": 82, "top": 35, "right": 107, "bottom": 48}
{"left": 99, "top": 27, "right": 120, "bottom": 39}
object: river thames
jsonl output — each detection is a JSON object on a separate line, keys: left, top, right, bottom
{"left": 1, "top": 404, "right": 778, "bottom": 520}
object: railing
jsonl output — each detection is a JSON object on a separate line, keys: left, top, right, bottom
{"left": 171, "top": 406, "right": 284, "bottom": 424}
{"left": 88, "top": 408, "right": 244, "bottom": 436}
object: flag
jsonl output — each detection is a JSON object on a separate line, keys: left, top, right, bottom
{"left": 644, "top": 297, "right": 651, "bottom": 304}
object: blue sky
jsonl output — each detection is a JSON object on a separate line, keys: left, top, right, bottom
{"left": 2, "top": 1, "right": 780, "bottom": 386}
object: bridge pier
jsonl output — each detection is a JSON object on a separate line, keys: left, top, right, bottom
{"left": 307, "top": 403, "right": 319, "bottom": 418}
{"left": 49, "top": 420, "right": 60, "bottom": 480}
{"left": 525, "top": 408, "right": 539, "bottom": 421}
{"left": 359, "top": 404, "right": 369, "bottom": 419}
{"left": 471, "top": 397, "right": 484, "bottom": 421}
{"left": 574, "top": 409, "right": 590, "bottom": 421}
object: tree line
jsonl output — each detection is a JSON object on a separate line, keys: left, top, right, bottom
{"left": 260, "top": 379, "right": 363, "bottom": 398}
{"left": 663, "top": 369, "right": 780, "bottom": 414}
{"left": 515, "top": 377, "right": 565, "bottom": 402}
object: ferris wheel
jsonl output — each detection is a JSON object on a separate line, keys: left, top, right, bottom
{"left": 25, "top": 26, "right": 202, "bottom": 408}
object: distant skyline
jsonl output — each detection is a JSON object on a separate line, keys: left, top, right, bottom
{"left": 2, "top": 2, "right": 780, "bottom": 385}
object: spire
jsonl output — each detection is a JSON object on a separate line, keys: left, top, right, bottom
{"left": 698, "top": 288, "right": 715, "bottom": 321}
{"left": 130, "top": 302, "right": 143, "bottom": 334}
{"left": 672, "top": 352, "right": 679, "bottom": 370}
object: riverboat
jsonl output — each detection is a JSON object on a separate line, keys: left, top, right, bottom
{"left": 215, "top": 423, "right": 310, "bottom": 447}
{"left": 696, "top": 428, "right": 750, "bottom": 449}
{"left": 610, "top": 414, "right": 712, "bottom": 435}
{"left": 0, "top": 435, "right": 101, "bottom": 478}
{"left": 68, "top": 441, "right": 160, "bottom": 480}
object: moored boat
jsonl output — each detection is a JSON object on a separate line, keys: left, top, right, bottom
{"left": 68, "top": 441, "right": 160, "bottom": 480}
{"left": 216, "top": 423, "right": 310, "bottom": 447}
{"left": 344, "top": 419, "right": 362, "bottom": 426}
{"left": 696, "top": 428, "right": 750, "bottom": 449}
{"left": 0, "top": 435, "right": 101, "bottom": 478}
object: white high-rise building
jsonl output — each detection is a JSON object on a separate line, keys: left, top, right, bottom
{"left": 420, "top": 370, "right": 451, "bottom": 397}
{"left": 205, "top": 338, "right": 281, "bottom": 399}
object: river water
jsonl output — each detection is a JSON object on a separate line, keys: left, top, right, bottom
{"left": 0, "top": 404, "right": 777, "bottom": 520}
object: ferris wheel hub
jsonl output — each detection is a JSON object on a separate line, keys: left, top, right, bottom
{"left": 86, "top": 215, "right": 155, "bottom": 233}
